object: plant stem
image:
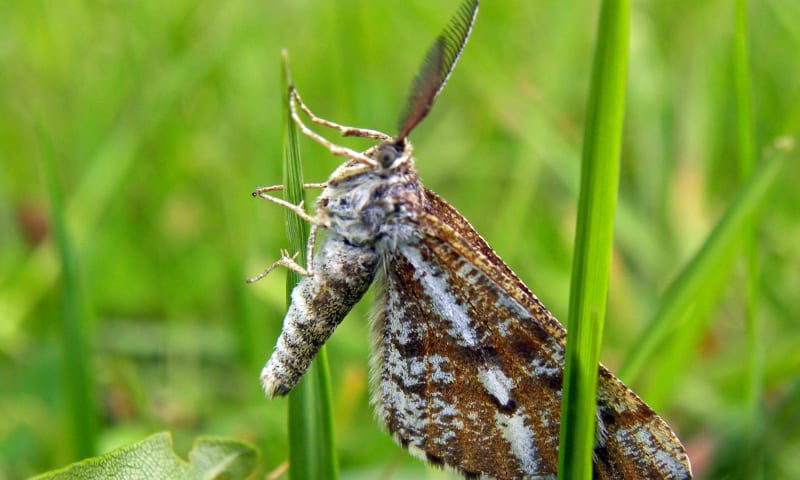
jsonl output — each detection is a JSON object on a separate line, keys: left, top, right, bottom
{"left": 558, "top": 1, "right": 629, "bottom": 478}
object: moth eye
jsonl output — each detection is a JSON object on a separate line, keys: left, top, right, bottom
{"left": 376, "top": 146, "right": 400, "bottom": 169}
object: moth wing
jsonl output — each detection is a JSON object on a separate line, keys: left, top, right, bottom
{"left": 369, "top": 188, "right": 691, "bottom": 479}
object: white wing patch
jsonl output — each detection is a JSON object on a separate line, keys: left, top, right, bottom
{"left": 494, "top": 410, "right": 542, "bottom": 475}
{"left": 478, "top": 366, "right": 516, "bottom": 407}
{"left": 403, "top": 245, "right": 480, "bottom": 347}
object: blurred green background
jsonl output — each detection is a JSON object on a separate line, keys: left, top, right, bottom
{"left": 1, "top": 0, "right": 799, "bottom": 478}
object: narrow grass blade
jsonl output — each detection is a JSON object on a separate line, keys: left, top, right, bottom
{"left": 638, "top": 272, "right": 732, "bottom": 409}
{"left": 619, "top": 138, "right": 794, "bottom": 384}
{"left": 558, "top": 1, "right": 629, "bottom": 479}
{"left": 280, "top": 50, "right": 339, "bottom": 480}
{"left": 733, "top": 0, "right": 759, "bottom": 442}
{"left": 39, "top": 126, "right": 97, "bottom": 459}
{"left": 733, "top": 1, "right": 763, "bottom": 476}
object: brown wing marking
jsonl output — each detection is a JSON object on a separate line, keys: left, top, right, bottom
{"left": 411, "top": 188, "right": 692, "bottom": 479}
{"left": 374, "top": 239, "right": 563, "bottom": 478}
{"left": 370, "top": 188, "right": 572, "bottom": 478}
{"left": 419, "top": 188, "right": 566, "bottom": 343}
{"left": 592, "top": 369, "right": 693, "bottom": 479}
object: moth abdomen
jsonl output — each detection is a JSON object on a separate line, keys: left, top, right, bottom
{"left": 261, "top": 234, "right": 380, "bottom": 397}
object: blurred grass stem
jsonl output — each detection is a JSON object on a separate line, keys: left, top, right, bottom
{"left": 40, "top": 126, "right": 97, "bottom": 460}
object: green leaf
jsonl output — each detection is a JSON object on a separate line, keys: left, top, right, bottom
{"left": 30, "top": 432, "right": 258, "bottom": 480}
{"left": 558, "top": 1, "right": 629, "bottom": 479}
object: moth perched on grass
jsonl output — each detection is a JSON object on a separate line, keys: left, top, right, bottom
{"left": 249, "top": 0, "right": 692, "bottom": 478}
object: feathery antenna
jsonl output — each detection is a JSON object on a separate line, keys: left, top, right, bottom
{"left": 396, "top": 0, "right": 479, "bottom": 141}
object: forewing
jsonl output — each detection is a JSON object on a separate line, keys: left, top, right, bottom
{"left": 370, "top": 189, "right": 691, "bottom": 479}
{"left": 593, "top": 370, "right": 692, "bottom": 479}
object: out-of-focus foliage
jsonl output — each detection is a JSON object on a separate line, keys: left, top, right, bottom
{"left": 0, "top": 0, "right": 798, "bottom": 478}
{"left": 31, "top": 432, "right": 258, "bottom": 480}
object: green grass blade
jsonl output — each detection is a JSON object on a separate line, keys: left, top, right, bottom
{"left": 280, "top": 50, "right": 339, "bottom": 480}
{"left": 632, "top": 0, "right": 768, "bottom": 414}
{"left": 619, "top": 138, "right": 794, "bottom": 384}
{"left": 39, "top": 126, "right": 97, "bottom": 460}
{"left": 733, "top": 1, "right": 763, "bottom": 476}
{"left": 557, "top": 1, "right": 629, "bottom": 479}
{"left": 636, "top": 271, "right": 733, "bottom": 409}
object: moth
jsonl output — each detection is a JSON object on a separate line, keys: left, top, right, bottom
{"left": 249, "top": 0, "right": 693, "bottom": 478}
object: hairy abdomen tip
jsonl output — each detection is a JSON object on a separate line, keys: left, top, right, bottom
{"left": 260, "top": 366, "right": 291, "bottom": 398}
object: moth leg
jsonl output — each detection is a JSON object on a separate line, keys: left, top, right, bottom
{"left": 247, "top": 249, "right": 309, "bottom": 283}
{"left": 306, "top": 222, "right": 318, "bottom": 274}
{"left": 291, "top": 87, "right": 393, "bottom": 141}
{"left": 253, "top": 183, "right": 328, "bottom": 195}
{"left": 252, "top": 191, "right": 328, "bottom": 228}
{"left": 251, "top": 186, "right": 325, "bottom": 279}
{"left": 288, "top": 86, "right": 381, "bottom": 168}
{"left": 247, "top": 221, "right": 319, "bottom": 283}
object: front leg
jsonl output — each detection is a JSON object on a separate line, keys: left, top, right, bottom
{"left": 252, "top": 190, "right": 327, "bottom": 228}
{"left": 291, "top": 87, "right": 393, "bottom": 142}
{"left": 288, "top": 86, "right": 381, "bottom": 168}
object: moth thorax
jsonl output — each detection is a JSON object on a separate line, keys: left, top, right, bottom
{"left": 324, "top": 166, "right": 421, "bottom": 247}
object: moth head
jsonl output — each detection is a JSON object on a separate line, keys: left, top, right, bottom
{"left": 327, "top": 139, "right": 412, "bottom": 185}
{"left": 372, "top": 140, "right": 411, "bottom": 170}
